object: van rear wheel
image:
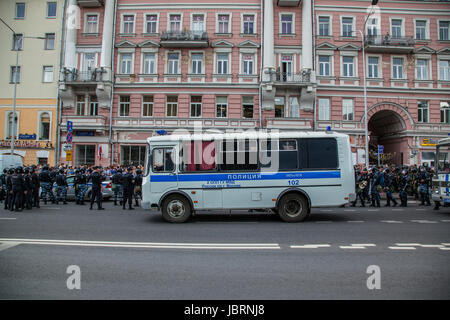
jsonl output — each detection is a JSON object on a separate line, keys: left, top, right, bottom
{"left": 278, "top": 193, "right": 309, "bottom": 222}
{"left": 162, "top": 195, "right": 191, "bottom": 223}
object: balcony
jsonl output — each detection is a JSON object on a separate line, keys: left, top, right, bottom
{"left": 160, "top": 31, "right": 209, "bottom": 48}
{"left": 61, "top": 68, "right": 106, "bottom": 86}
{"left": 365, "top": 35, "right": 415, "bottom": 53}
{"left": 267, "top": 69, "right": 312, "bottom": 88}
{"left": 61, "top": 115, "right": 107, "bottom": 133}
{"left": 277, "top": 0, "right": 301, "bottom": 6}
{"left": 77, "top": 0, "right": 104, "bottom": 7}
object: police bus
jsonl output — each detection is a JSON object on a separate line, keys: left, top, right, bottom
{"left": 432, "top": 137, "right": 450, "bottom": 207}
{"left": 141, "top": 131, "right": 355, "bottom": 223}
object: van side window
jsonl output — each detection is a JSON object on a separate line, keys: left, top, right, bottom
{"left": 306, "top": 138, "right": 338, "bottom": 169}
{"left": 180, "top": 141, "right": 216, "bottom": 172}
{"left": 259, "top": 139, "right": 298, "bottom": 170}
{"left": 152, "top": 148, "right": 175, "bottom": 172}
{"left": 219, "top": 139, "right": 258, "bottom": 171}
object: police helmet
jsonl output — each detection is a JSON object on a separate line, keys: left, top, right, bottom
{"left": 24, "top": 168, "right": 30, "bottom": 174}
{"left": 3, "top": 168, "right": 7, "bottom": 173}
{"left": 9, "top": 168, "right": 15, "bottom": 174}
{"left": 16, "top": 166, "right": 23, "bottom": 173}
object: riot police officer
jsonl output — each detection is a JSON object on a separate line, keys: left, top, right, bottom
{"left": 30, "top": 166, "right": 40, "bottom": 208}
{"left": 351, "top": 168, "right": 368, "bottom": 207}
{"left": 76, "top": 168, "right": 88, "bottom": 205}
{"left": 88, "top": 166, "right": 105, "bottom": 210}
{"left": 39, "top": 165, "right": 55, "bottom": 204}
{"left": 399, "top": 169, "right": 409, "bottom": 207}
{"left": 134, "top": 169, "right": 143, "bottom": 207}
{"left": 418, "top": 166, "right": 431, "bottom": 206}
{"left": 55, "top": 168, "right": 68, "bottom": 205}
{"left": 122, "top": 167, "right": 135, "bottom": 210}
{"left": 369, "top": 167, "right": 381, "bottom": 207}
{"left": 0, "top": 169, "right": 6, "bottom": 205}
{"left": 111, "top": 168, "right": 123, "bottom": 206}
{"left": 23, "top": 167, "right": 33, "bottom": 210}
{"left": 5, "top": 168, "right": 14, "bottom": 210}
{"left": 384, "top": 168, "right": 398, "bottom": 207}
{"left": 11, "top": 166, "right": 25, "bottom": 212}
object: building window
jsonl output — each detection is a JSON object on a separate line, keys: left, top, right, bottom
{"left": 342, "top": 56, "right": 354, "bottom": 77}
{"left": 145, "top": 14, "right": 158, "bottom": 33}
{"left": 318, "top": 55, "right": 331, "bottom": 76}
{"left": 76, "top": 95, "right": 85, "bottom": 115}
{"left": 168, "top": 53, "right": 179, "bottom": 74}
{"left": 243, "top": 54, "right": 254, "bottom": 75}
{"left": 281, "top": 14, "right": 293, "bottom": 34}
{"left": 85, "top": 14, "right": 98, "bottom": 33}
{"left": 216, "top": 96, "right": 227, "bottom": 118}
{"left": 289, "top": 96, "right": 300, "bottom": 118}
{"left": 10, "top": 66, "right": 20, "bottom": 83}
{"left": 169, "top": 14, "right": 182, "bottom": 32}
{"left": 218, "top": 14, "right": 230, "bottom": 33}
{"left": 142, "top": 96, "right": 153, "bottom": 117}
{"left": 217, "top": 53, "right": 228, "bottom": 74}
{"left": 416, "top": 58, "right": 429, "bottom": 80}
{"left": 243, "top": 14, "right": 255, "bottom": 34}
{"left": 6, "top": 112, "right": 18, "bottom": 139}
{"left": 15, "top": 3, "right": 25, "bottom": 19}
{"left": 318, "top": 16, "right": 330, "bottom": 36}
{"left": 439, "top": 21, "right": 450, "bottom": 41}
{"left": 415, "top": 20, "right": 427, "bottom": 40}
{"left": 439, "top": 60, "right": 450, "bottom": 80}
{"left": 166, "top": 96, "right": 178, "bottom": 117}
{"left": 392, "top": 57, "right": 404, "bottom": 79}
{"left": 12, "top": 33, "right": 23, "bottom": 51}
{"left": 342, "top": 99, "right": 354, "bottom": 121}
{"left": 119, "top": 96, "right": 130, "bottom": 117}
{"left": 190, "top": 96, "right": 202, "bottom": 118}
{"left": 275, "top": 97, "right": 284, "bottom": 118}
{"left": 441, "top": 102, "right": 450, "bottom": 124}
{"left": 121, "top": 145, "right": 146, "bottom": 166}
{"left": 89, "top": 96, "right": 98, "bottom": 116}
{"left": 391, "top": 19, "right": 402, "bottom": 38}
{"left": 47, "top": 2, "right": 57, "bottom": 18}
{"left": 143, "top": 53, "right": 155, "bottom": 74}
{"left": 192, "top": 14, "right": 205, "bottom": 34}
{"left": 120, "top": 53, "right": 132, "bottom": 74}
{"left": 368, "top": 56, "right": 379, "bottom": 78}
{"left": 39, "top": 112, "right": 50, "bottom": 140}
{"left": 342, "top": 17, "right": 353, "bottom": 37}
{"left": 45, "top": 33, "right": 55, "bottom": 50}
{"left": 43, "top": 66, "right": 53, "bottom": 82}
{"left": 76, "top": 145, "right": 95, "bottom": 166}
{"left": 191, "top": 53, "right": 203, "bottom": 74}
{"left": 418, "top": 101, "right": 429, "bottom": 123}
{"left": 318, "top": 98, "right": 330, "bottom": 121}
{"left": 242, "top": 96, "right": 254, "bottom": 119}
{"left": 122, "top": 15, "right": 135, "bottom": 34}
{"left": 366, "top": 17, "right": 379, "bottom": 36}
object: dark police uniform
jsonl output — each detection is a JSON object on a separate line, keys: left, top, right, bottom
{"left": 88, "top": 167, "right": 105, "bottom": 210}
{"left": 31, "top": 167, "right": 40, "bottom": 208}
{"left": 55, "top": 169, "right": 68, "bottom": 204}
{"left": 133, "top": 169, "right": 143, "bottom": 207}
{"left": 122, "top": 168, "right": 135, "bottom": 210}
{"left": 39, "top": 166, "right": 55, "bottom": 204}
{"left": 23, "top": 168, "right": 33, "bottom": 209}
{"left": 112, "top": 169, "right": 123, "bottom": 206}
{"left": 11, "top": 167, "right": 25, "bottom": 212}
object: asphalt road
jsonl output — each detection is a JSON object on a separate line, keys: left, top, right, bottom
{"left": 0, "top": 199, "right": 449, "bottom": 300}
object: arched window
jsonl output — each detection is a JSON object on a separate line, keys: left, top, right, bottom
{"left": 39, "top": 112, "right": 50, "bottom": 140}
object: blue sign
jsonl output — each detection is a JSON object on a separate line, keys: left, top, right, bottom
{"left": 75, "top": 131, "right": 94, "bottom": 136}
{"left": 18, "top": 134, "right": 36, "bottom": 140}
{"left": 66, "top": 133, "right": 73, "bottom": 143}
{"left": 378, "top": 145, "right": 384, "bottom": 154}
{"left": 67, "top": 121, "right": 73, "bottom": 133}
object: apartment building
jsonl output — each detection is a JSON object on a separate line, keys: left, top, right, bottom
{"left": 0, "top": 0, "right": 63, "bottom": 166}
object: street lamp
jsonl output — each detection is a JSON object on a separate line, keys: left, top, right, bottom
{"left": 1, "top": 18, "right": 45, "bottom": 157}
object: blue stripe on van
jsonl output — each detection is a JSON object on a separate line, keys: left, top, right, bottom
{"left": 150, "top": 171, "right": 341, "bottom": 182}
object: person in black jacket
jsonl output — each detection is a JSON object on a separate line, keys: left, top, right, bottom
{"left": 122, "top": 167, "right": 135, "bottom": 210}
{"left": 0, "top": 169, "right": 6, "bottom": 204}
{"left": 55, "top": 168, "right": 68, "bottom": 205}
{"left": 75, "top": 168, "right": 88, "bottom": 205}
{"left": 11, "top": 166, "right": 25, "bottom": 212}
{"left": 111, "top": 168, "right": 123, "bottom": 206}
{"left": 30, "top": 166, "right": 40, "bottom": 208}
{"left": 399, "top": 169, "right": 409, "bottom": 207}
{"left": 133, "top": 168, "right": 143, "bottom": 207}
{"left": 39, "top": 165, "right": 55, "bottom": 204}
{"left": 88, "top": 166, "right": 105, "bottom": 210}
{"left": 23, "top": 167, "right": 33, "bottom": 210}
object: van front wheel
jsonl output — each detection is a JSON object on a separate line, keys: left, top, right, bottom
{"left": 162, "top": 195, "right": 191, "bottom": 223}
{"left": 278, "top": 193, "right": 309, "bottom": 222}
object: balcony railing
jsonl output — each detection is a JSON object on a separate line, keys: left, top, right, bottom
{"left": 365, "top": 35, "right": 415, "bottom": 53}
{"left": 160, "top": 30, "right": 209, "bottom": 48}
{"left": 61, "top": 68, "right": 105, "bottom": 82}
{"left": 264, "top": 69, "right": 312, "bottom": 86}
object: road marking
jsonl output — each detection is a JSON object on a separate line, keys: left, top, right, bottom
{"left": 441, "top": 220, "right": 450, "bottom": 223}
{"left": 411, "top": 220, "right": 438, "bottom": 224}
{"left": 420, "top": 245, "right": 445, "bottom": 248}
{"left": 441, "top": 243, "right": 450, "bottom": 246}
{"left": 0, "top": 218, "right": 17, "bottom": 220}
{"left": 389, "top": 247, "right": 416, "bottom": 250}
{"left": 339, "top": 246, "right": 366, "bottom": 249}
{"left": 395, "top": 243, "right": 421, "bottom": 246}
{"left": 290, "top": 244, "right": 330, "bottom": 249}
{"left": 380, "top": 220, "right": 403, "bottom": 223}
{"left": 0, "top": 242, "right": 20, "bottom": 252}
{"left": 0, "top": 238, "right": 281, "bottom": 250}
{"left": 351, "top": 244, "right": 376, "bottom": 247}
{"left": 344, "top": 209, "right": 356, "bottom": 212}
{"left": 439, "top": 248, "right": 450, "bottom": 251}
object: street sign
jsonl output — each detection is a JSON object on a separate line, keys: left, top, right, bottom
{"left": 63, "top": 144, "right": 72, "bottom": 151}
{"left": 378, "top": 145, "right": 384, "bottom": 154}
{"left": 66, "top": 150, "right": 72, "bottom": 161}
{"left": 66, "top": 132, "right": 73, "bottom": 143}
{"left": 67, "top": 121, "right": 73, "bottom": 133}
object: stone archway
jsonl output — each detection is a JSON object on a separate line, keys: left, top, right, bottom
{"left": 362, "top": 102, "right": 413, "bottom": 165}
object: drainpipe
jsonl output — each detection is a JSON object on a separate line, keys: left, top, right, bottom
{"left": 55, "top": 0, "right": 68, "bottom": 165}
{"left": 108, "top": 0, "right": 118, "bottom": 166}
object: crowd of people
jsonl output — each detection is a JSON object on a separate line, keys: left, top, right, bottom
{"left": 352, "top": 163, "right": 437, "bottom": 209}
{"left": 0, "top": 164, "right": 144, "bottom": 212}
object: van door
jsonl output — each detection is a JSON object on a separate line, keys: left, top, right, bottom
{"left": 150, "top": 146, "right": 178, "bottom": 195}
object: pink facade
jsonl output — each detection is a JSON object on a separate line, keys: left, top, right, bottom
{"left": 58, "top": 0, "right": 450, "bottom": 167}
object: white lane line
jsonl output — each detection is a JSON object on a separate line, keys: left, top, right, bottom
{"left": 389, "top": 247, "right": 416, "bottom": 250}
{"left": 290, "top": 244, "right": 330, "bottom": 249}
{"left": 351, "top": 244, "right": 376, "bottom": 247}
{"left": 0, "top": 242, "right": 20, "bottom": 252}
{"left": 0, "top": 218, "right": 17, "bottom": 220}
{"left": 0, "top": 238, "right": 280, "bottom": 250}
{"left": 396, "top": 243, "right": 421, "bottom": 246}
{"left": 420, "top": 245, "right": 445, "bottom": 248}
{"left": 441, "top": 243, "right": 450, "bottom": 246}
{"left": 380, "top": 220, "right": 403, "bottom": 223}
{"left": 439, "top": 248, "right": 450, "bottom": 251}
{"left": 339, "top": 246, "right": 366, "bottom": 249}
{"left": 441, "top": 220, "right": 450, "bottom": 223}
{"left": 411, "top": 220, "right": 438, "bottom": 224}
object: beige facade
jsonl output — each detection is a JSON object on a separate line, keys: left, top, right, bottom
{"left": 0, "top": 0, "right": 64, "bottom": 166}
